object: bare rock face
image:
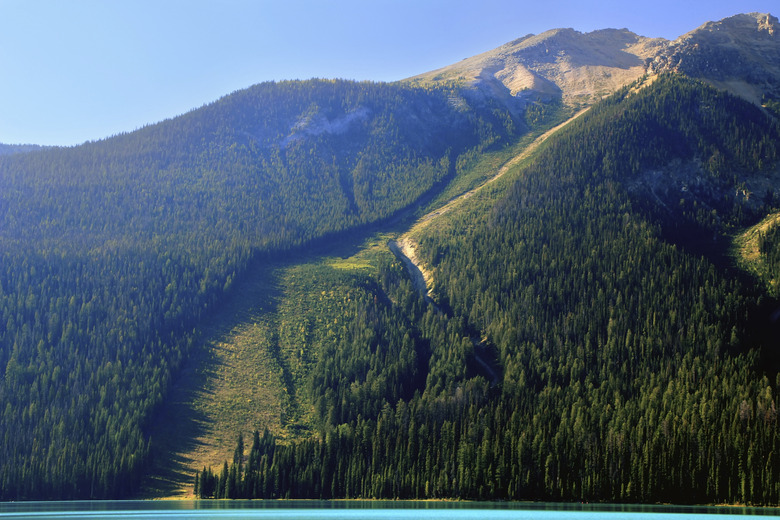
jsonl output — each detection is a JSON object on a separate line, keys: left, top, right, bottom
{"left": 406, "top": 12, "right": 780, "bottom": 110}
{"left": 649, "top": 13, "right": 780, "bottom": 103}
{"left": 407, "top": 27, "right": 667, "bottom": 106}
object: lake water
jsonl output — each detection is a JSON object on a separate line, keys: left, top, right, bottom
{"left": 0, "top": 501, "right": 779, "bottom": 519}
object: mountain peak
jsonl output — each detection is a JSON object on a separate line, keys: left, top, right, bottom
{"left": 682, "top": 12, "right": 779, "bottom": 39}
{"left": 408, "top": 12, "right": 780, "bottom": 111}
{"left": 649, "top": 12, "right": 780, "bottom": 103}
{"left": 406, "top": 26, "right": 664, "bottom": 106}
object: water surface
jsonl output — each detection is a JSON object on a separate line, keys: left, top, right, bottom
{"left": 1, "top": 500, "right": 779, "bottom": 519}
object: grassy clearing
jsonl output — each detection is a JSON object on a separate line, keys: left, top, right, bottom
{"left": 141, "top": 261, "right": 287, "bottom": 498}
{"left": 733, "top": 211, "right": 780, "bottom": 292}
{"left": 143, "top": 234, "right": 393, "bottom": 498}
{"left": 327, "top": 257, "right": 373, "bottom": 271}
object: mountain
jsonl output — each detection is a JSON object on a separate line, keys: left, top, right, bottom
{"left": 407, "top": 26, "right": 665, "bottom": 106}
{"left": 203, "top": 72, "right": 780, "bottom": 505}
{"left": 1, "top": 13, "right": 780, "bottom": 505}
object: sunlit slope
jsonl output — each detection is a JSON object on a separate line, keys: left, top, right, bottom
{"left": 735, "top": 212, "right": 780, "bottom": 296}
{"left": 407, "top": 27, "right": 665, "bottom": 106}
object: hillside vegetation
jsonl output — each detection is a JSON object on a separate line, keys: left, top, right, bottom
{"left": 0, "top": 79, "right": 518, "bottom": 499}
{"left": 202, "top": 75, "right": 780, "bottom": 505}
{"left": 736, "top": 212, "right": 780, "bottom": 296}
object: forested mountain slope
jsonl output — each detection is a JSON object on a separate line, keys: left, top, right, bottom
{"left": 0, "top": 79, "right": 518, "bottom": 499}
{"left": 204, "top": 75, "right": 780, "bottom": 505}
{"left": 411, "top": 75, "right": 780, "bottom": 503}
{"left": 2, "top": 11, "right": 780, "bottom": 506}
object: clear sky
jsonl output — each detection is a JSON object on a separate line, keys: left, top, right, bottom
{"left": 1, "top": 0, "right": 777, "bottom": 146}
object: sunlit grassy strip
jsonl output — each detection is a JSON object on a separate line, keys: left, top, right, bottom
{"left": 422, "top": 104, "right": 574, "bottom": 215}
{"left": 197, "top": 237, "right": 391, "bottom": 448}
{"left": 139, "top": 260, "right": 290, "bottom": 498}
{"left": 733, "top": 211, "right": 780, "bottom": 292}
{"left": 407, "top": 106, "right": 589, "bottom": 242}
{"left": 327, "top": 258, "right": 373, "bottom": 270}
{"left": 162, "top": 265, "right": 287, "bottom": 496}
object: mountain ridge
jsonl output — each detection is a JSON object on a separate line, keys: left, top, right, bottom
{"left": 407, "top": 12, "right": 779, "bottom": 110}
{"left": 406, "top": 25, "right": 664, "bottom": 106}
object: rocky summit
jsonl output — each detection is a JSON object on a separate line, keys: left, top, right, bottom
{"left": 409, "top": 12, "right": 780, "bottom": 109}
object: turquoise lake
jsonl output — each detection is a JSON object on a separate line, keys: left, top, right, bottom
{"left": 1, "top": 501, "right": 779, "bottom": 519}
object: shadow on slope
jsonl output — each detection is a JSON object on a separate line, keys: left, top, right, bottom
{"left": 138, "top": 260, "right": 285, "bottom": 498}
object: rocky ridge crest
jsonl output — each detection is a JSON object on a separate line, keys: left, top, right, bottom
{"left": 649, "top": 13, "right": 780, "bottom": 103}
{"left": 407, "top": 12, "right": 779, "bottom": 108}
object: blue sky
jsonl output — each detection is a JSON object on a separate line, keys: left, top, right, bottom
{"left": 1, "top": 0, "right": 777, "bottom": 146}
